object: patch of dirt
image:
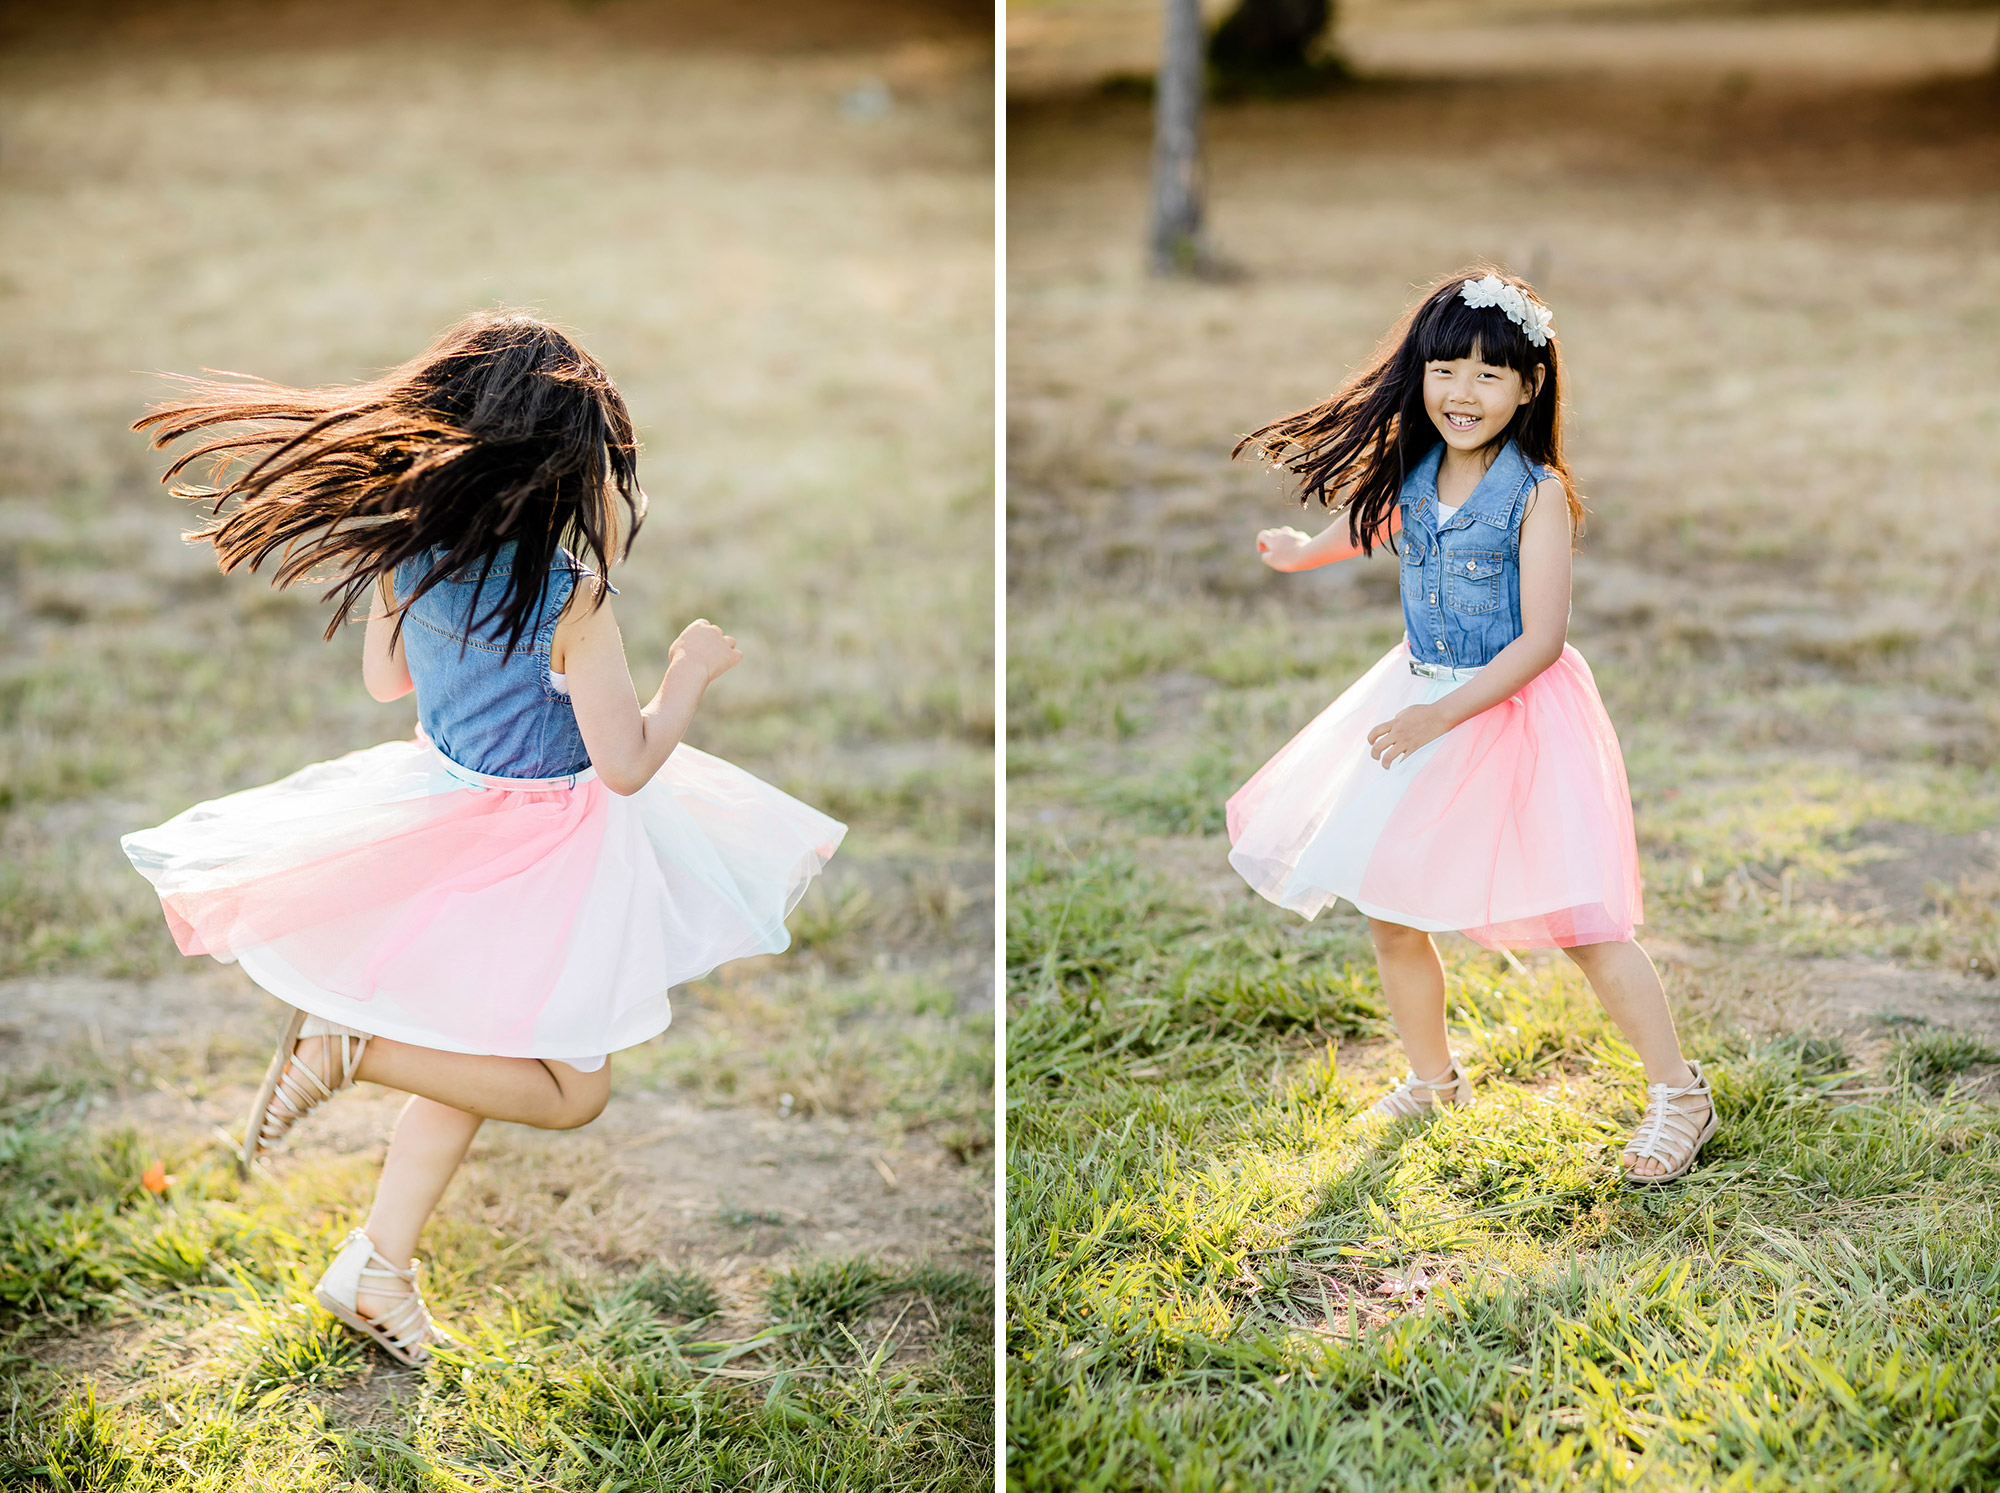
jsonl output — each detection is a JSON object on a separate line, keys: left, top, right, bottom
{"left": 1782, "top": 956, "right": 2000, "bottom": 1046}
{"left": 1820, "top": 821, "right": 2000, "bottom": 923}
{"left": 0, "top": 968, "right": 990, "bottom": 1282}
{"left": 1656, "top": 943, "right": 2000, "bottom": 1084}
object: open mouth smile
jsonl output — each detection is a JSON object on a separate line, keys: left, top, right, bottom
{"left": 1444, "top": 412, "right": 1480, "bottom": 431}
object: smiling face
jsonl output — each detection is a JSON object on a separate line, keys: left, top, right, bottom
{"left": 1422, "top": 343, "right": 1541, "bottom": 455}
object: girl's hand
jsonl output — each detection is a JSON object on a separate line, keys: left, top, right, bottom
{"left": 1367, "top": 704, "right": 1450, "bottom": 769}
{"left": 1256, "top": 527, "right": 1311, "bottom": 572}
{"left": 669, "top": 619, "right": 742, "bottom": 683}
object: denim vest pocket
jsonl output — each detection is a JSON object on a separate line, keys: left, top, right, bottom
{"left": 1442, "top": 549, "right": 1505, "bottom": 615}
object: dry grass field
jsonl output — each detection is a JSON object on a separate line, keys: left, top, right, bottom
{"left": 0, "top": 2, "right": 994, "bottom": 1486}
{"left": 1007, "top": 36, "right": 2000, "bottom": 1492}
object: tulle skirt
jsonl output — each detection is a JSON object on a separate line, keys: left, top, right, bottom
{"left": 1225, "top": 642, "right": 1641, "bottom": 949}
{"left": 122, "top": 736, "right": 844, "bottom": 1065}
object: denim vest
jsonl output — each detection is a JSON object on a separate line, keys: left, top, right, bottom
{"left": 1397, "top": 439, "right": 1552, "bottom": 669}
{"left": 394, "top": 543, "right": 603, "bottom": 780}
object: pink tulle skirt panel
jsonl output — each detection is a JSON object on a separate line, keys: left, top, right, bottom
{"left": 122, "top": 739, "right": 844, "bottom": 1062}
{"left": 1226, "top": 642, "right": 1641, "bottom": 950}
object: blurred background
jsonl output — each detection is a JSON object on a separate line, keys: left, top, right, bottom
{"left": 1009, "top": 0, "right": 2000, "bottom": 1053}
{"left": 0, "top": 1, "right": 994, "bottom": 1482}
{"left": 1007, "top": 2, "right": 2000, "bottom": 1482}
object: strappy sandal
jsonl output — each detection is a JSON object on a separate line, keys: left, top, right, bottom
{"left": 1621, "top": 1060, "right": 1717, "bottom": 1184}
{"left": 1370, "top": 1059, "right": 1475, "bottom": 1120}
{"left": 313, "top": 1227, "right": 452, "bottom": 1367}
{"left": 240, "top": 1010, "right": 372, "bottom": 1172}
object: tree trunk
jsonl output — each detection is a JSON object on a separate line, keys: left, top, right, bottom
{"left": 1209, "top": 0, "right": 1331, "bottom": 73}
{"left": 1150, "top": 0, "right": 1207, "bottom": 275}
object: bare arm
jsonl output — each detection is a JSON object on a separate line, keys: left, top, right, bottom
{"left": 363, "top": 573, "right": 414, "bottom": 702}
{"left": 553, "top": 585, "right": 741, "bottom": 796}
{"left": 1256, "top": 506, "right": 1402, "bottom": 572}
{"left": 1367, "top": 478, "right": 1572, "bottom": 767}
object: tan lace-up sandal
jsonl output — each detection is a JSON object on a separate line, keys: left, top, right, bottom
{"left": 240, "top": 1010, "right": 372, "bottom": 1172}
{"left": 313, "top": 1228, "right": 452, "bottom": 1367}
{"left": 1370, "top": 1059, "right": 1475, "bottom": 1120}
{"left": 1621, "top": 1060, "right": 1717, "bottom": 1184}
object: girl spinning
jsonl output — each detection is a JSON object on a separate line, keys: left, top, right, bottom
{"left": 1227, "top": 268, "right": 1714, "bottom": 1182}
{"left": 123, "top": 312, "right": 844, "bottom": 1362}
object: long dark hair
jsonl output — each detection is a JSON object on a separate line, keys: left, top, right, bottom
{"left": 1233, "top": 266, "right": 1580, "bottom": 554}
{"left": 133, "top": 310, "right": 643, "bottom": 658}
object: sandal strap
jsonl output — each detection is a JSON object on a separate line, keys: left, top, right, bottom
{"left": 260, "top": 1031, "right": 368, "bottom": 1143}
{"left": 1373, "top": 1063, "right": 1464, "bottom": 1120}
{"left": 341, "top": 1230, "right": 440, "bottom": 1354}
{"left": 1628, "top": 1065, "right": 1712, "bottom": 1162}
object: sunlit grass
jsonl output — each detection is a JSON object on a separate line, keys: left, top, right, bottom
{"left": 0, "top": 1067, "right": 993, "bottom": 1490}
{"left": 1006, "top": 846, "right": 2000, "bottom": 1489}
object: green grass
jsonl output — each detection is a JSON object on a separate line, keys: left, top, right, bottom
{"left": 1005, "top": 848, "right": 2000, "bottom": 1491}
{"left": 0, "top": 1075, "right": 992, "bottom": 1491}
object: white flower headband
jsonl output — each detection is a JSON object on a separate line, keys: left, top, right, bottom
{"left": 1459, "top": 273, "right": 1554, "bottom": 347}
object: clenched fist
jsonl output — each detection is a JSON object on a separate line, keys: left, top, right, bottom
{"left": 669, "top": 619, "right": 742, "bottom": 684}
{"left": 1256, "top": 526, "right": 1312, "bottom": 572}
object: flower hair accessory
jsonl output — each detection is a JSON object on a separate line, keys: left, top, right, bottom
{"left": 1459, "top": 274, "right": 1554, "bottom": 347}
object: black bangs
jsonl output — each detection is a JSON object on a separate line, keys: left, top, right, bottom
{"left": 1411, "top": 293, "right": 1539, "bottom": 375}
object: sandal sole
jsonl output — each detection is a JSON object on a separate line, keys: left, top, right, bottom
{"left": 238, "top": 1006, "right": 308, "bottom": 1176}
{"left": 312, "top": 1284, "right": 437, "bottom": 1368}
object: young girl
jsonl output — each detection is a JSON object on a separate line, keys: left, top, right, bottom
{"left": 121, "top": 312, "right": 844, "bottom": 1363}
{"left": 1227, "top": 268, "right": 1715, "bottom": 1183}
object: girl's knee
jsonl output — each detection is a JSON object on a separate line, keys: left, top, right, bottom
{"left": 552, "top": 1094, "right": 608, "bottom": 1130}
{"left": 1564, "top": 937, "right": 1637, "bottom": 970}
{"left": 539, "top": 1063, "right": 610, "bottom": 1130}
{"left": 1369, "top": 918, "right": 1431, "bottom": 954}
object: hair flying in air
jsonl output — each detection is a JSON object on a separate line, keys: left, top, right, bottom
{"left": 134, "top": 309, "right": 643, "bottom": 658}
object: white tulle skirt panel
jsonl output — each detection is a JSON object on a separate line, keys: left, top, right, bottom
{"left": 122, "top": 737, "right": 845, "bottom": 1065}
{"left": 1225, "top": 642, "right": 1642, "bottom": 950}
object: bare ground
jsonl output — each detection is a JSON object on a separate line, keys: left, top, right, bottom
{"left": 0, "top": 969, "right": 991, "bottom": 1280}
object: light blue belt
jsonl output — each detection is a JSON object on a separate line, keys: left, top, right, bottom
{"left": 1408, "top": 659, "right": 1483, "bottom": 682}
{"left": 437, "top": 752, "right": 597, "bottom": 793}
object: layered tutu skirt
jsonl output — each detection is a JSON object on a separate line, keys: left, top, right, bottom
{"left": 123, "top": 736, "right": 844, "bottom": 1066}
{"left": 1226, "top": 642, "right": 1641, "bottom": 949}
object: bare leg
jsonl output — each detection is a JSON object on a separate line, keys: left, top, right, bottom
{"left": 1563, "top": 939, "right": 1709, "bottom": 1178}
{"left": 352, "top": 1096, "right": 482, "bottom": 1321}
{"left": 281, "top": 1038, "right": 611, "bottom": 1321}
{"left": 292, "top": 1034, "right": 611, "bottom": 1130}
{"left": 1368, "top": 918, "right": 1456, "bottom": 1082}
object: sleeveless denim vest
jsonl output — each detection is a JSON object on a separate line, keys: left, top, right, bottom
{"left": 393, "top": 543, "right": 603, "bottom": 780}
{"left": 1396, "top": 439, "right": 1553, "bottom": 669}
